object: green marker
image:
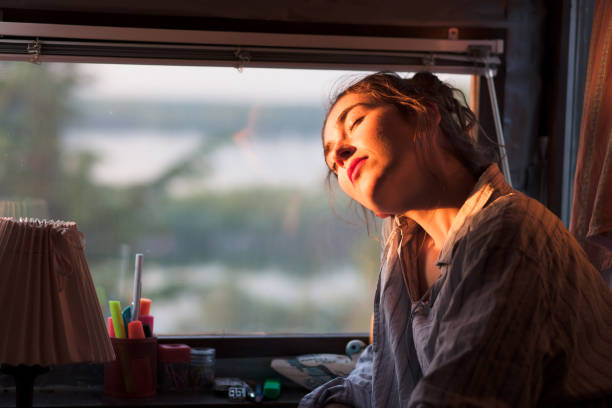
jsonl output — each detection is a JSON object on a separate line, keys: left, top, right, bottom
{"left": 109, "top": 300, "right": 126, "bottom": 338}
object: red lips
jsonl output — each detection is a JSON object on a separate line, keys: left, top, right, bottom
{"left": 347, "top": 156, "right": 367, "bottom": 184}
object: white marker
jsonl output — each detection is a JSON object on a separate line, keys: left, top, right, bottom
{"left": 132, "top": 253, "right": 143, "bottom": 322}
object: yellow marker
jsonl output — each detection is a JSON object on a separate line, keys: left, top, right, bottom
{"left": 109, "top": 300, "right": 126, "bottom": 339}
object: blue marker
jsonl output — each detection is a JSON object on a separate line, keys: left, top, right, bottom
{"left": 122, "top": 304, "right": 132, "bottom": 330}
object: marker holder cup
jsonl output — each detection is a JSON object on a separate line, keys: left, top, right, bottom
{"left": 104, "top": 337, "right": 157, "bottom": 398}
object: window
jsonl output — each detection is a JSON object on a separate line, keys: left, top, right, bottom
{"left": 0, "top": 21, "right": 499, "bottom": 336}
{"left": 0, "top": 61, "right": 473, "bottom": 334}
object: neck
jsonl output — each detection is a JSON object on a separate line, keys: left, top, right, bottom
{"left": 404, "top": 207, "right": 461, "bottom": 251}
{"left": 403, "top": 158, "right": 476, "bottom": 251}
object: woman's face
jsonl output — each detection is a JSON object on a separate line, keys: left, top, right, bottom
{"left": 323, "top": 92, "right": 437, "bottom": 216}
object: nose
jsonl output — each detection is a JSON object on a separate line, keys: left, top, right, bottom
{"left": 333, "top": 144, "right": 356, "bottom": 169}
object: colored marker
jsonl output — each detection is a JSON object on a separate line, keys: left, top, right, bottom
{"left": 109, "top": 300, "right": 126, "bottom": 339}
{"left": 142, "top": 323, "right": 152, "bottom": 338}
{"left": 132, "top": 254, "right": 143, "bottom": 321}
{"left": 122, "top": 304, "right": 132, "bottom": 330}
{"left": 107, "top": 316, "right": 115, "bottom": 337}
{"left": 140, "top": 314, "right": 154, "bottom": 334}
{"left": 139, "top": 298, "right": 152, "bottom": 316}
{"left": 128, "top": 320, "right": 146, "bottom": 339}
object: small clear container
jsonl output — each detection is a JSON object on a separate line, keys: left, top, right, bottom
{"left": 190, "top": 347, "right": 215, "bottom": 390}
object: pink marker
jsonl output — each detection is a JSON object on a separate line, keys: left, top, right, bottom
{"left": 140, "top": 314, "right": 154, "bottom": 334}
{"left": 107, "top": 316, "right": 115, "bottom": 337}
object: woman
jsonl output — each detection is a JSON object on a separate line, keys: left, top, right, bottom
{"left": 300, "top": 72, "right": 612, "bottom": 407}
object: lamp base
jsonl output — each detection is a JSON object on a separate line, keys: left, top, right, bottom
{"left": 0, "top": 364, "right": 49, "bottom": 408}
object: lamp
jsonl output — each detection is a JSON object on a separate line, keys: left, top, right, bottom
{"left": 0, "top": 217, "right": 115, "bottom": 408}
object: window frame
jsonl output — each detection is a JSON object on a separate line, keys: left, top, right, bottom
{"left": 0, "top": 20, "right": 503, "bottom": 349}
{"left": 0, "top": 22, "right": 502, "bottom": 74}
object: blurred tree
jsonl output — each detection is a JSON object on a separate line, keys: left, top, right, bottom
{"left": 0, "top": 62, "right": 78, "bottom": 216}
{"left": 0, "top": 61, "right": 378, "bottom": 333}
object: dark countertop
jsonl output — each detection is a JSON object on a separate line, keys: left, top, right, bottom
{"left": 0, "top": 386, "right": 304, "bottom": 408}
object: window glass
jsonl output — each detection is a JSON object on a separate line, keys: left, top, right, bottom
{"left": 0, "top": 62, "right": 472, "bottom": 334}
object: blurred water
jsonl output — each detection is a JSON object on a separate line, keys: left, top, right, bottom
{"left": 62, "top": 129, "right": 327, "bottom": 191}
{"left": 100, "top": 260, "right": 373, "bottom": 334}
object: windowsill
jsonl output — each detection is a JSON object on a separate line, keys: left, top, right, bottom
{"left": 157, "top": 333, "right": 370, "bottom": 358}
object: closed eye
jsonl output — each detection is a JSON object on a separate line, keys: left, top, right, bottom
{"left": 349, "top": 116, "right": 364, "bottom": 131}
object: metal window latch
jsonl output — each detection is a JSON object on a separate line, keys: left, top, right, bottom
{"left": 234, "top": 48, "right": 251, "bottom": 72}
{"left": 27, "top": 38, "right": 42, "bottom": 64}
{"left": 483, "top": 66, "right": 513, "bottom": 188}
{"left": 422, "top": 54, "right": 435, "bottom": 66}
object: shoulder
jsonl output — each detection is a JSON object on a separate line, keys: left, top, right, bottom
{"left": 451, "top": 190, "right": 596, "bottom": 289}
{"left": 463, "top": 191, "right": 569, "bottom": 259}
{"left": 438, "top": 193, "right": 558, "bottom": 304}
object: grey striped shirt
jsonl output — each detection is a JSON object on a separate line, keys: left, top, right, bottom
{"left": 300, "top": 164, "right": 612, "bottom": 407}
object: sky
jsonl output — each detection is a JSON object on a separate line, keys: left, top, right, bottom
{"left": 75, "top": 63, "right": 471, "bottom": 105}
{"left": 75, "top": 64, "right": 369, "bottom": 105}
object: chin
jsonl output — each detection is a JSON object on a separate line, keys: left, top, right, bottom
{"left": 355, "top": 178, "right": 381, "bottom": 211}
{"left": 365, "top": 179, "right": 398, "bottom": 214}
{"left": 353, "top": 169, "right": 408, "bottom": 214}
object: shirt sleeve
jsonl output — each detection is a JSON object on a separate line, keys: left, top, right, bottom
{"left": 299, "top": 344, "right": 374, "bottom": 408}
{"left": 408, "top": 225, "right": 552, "bottom": 407}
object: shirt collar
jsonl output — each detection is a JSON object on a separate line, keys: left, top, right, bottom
{"left": 436, "top": 163, "right": 512, "bottom": 266}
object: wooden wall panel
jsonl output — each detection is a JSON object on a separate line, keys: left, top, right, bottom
{"left": 3, "top": 0, "right": 508, "bottom": 26}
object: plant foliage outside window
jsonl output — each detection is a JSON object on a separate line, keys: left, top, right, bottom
{"left": 0, "top": 62, "right": 471, "bottom": 334}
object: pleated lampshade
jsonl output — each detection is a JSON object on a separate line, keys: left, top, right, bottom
{"left": 0, "top": 217, "right": 114, "bottom": 366}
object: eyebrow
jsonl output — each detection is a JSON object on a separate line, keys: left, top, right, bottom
{"left": 323, "top": 102, "right": 372, "bottom": 162}
{"left": 336, "top": 102, "right": 371, "bottom": 127}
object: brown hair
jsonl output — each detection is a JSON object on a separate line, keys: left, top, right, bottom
{"left": 323, "top": 71, "right": 499, "bottom": 180}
